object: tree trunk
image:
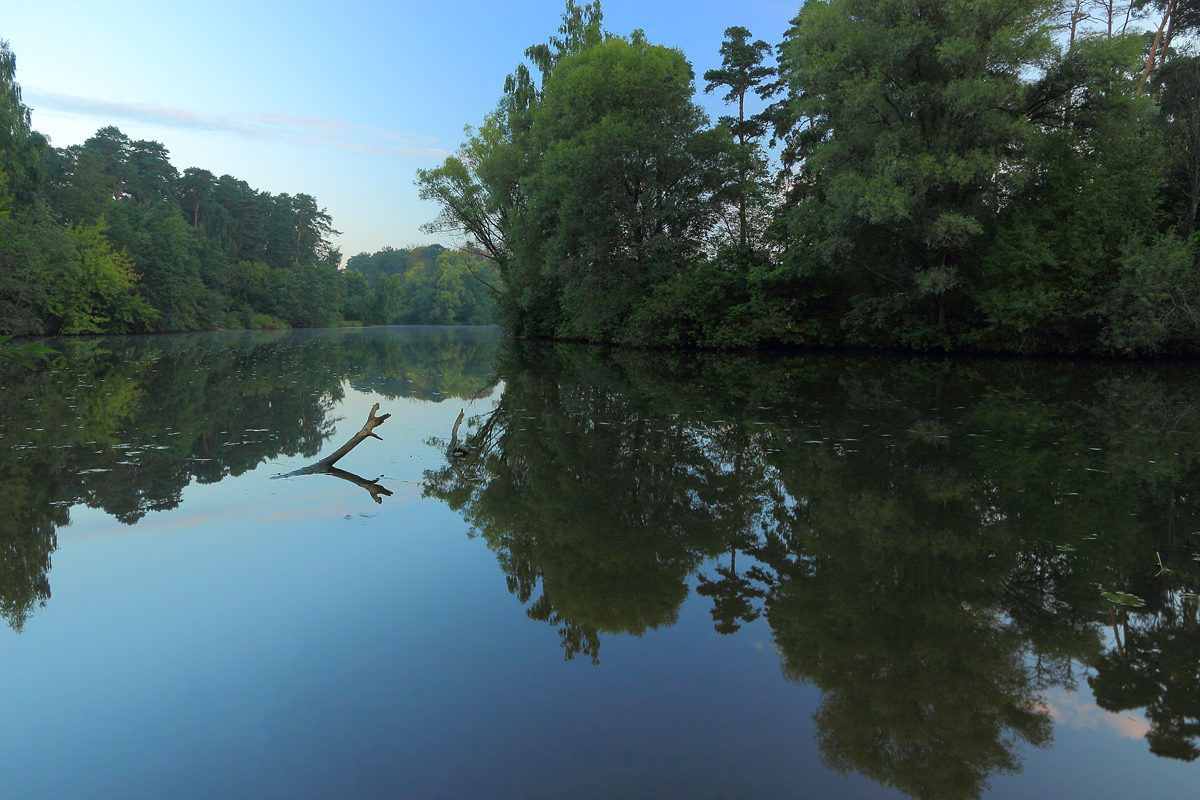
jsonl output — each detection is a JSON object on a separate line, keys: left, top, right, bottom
{"left": 1139, "top": 0, "right": 1179, "bottom": 96}
{"left": 738, "top": 87, "right": 748, "bottom": 253}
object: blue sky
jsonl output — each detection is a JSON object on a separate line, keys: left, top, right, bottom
{"left": 4, "top": 1, "right": 798, "bottom": 260}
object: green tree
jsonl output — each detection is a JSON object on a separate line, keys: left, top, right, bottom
{"left": 1154, "top": 55, "right": 1200, "bottom": 238}
{"left": 973, "top": 33, "right": 1163, "bottom": 352}
{"left": 103, "top": 199, "right": 205, "bottom": 330}
{"left": 46, "top": 220, "right": 157, "bottom": 334}
{"left": 703, "top": 26, "right": 774, "bottom": 255}
{"left": 345, "top": 246, "right": 411, "bottom": 285}
{"left": 55, "top": 127, "right": 178, "bottom": 214}
{"left": 340, "top": 267, "right": 373, "bottom": 322}
{"left": 418, "top": 1, "right": 733, "bottom": 341}
{"left": 227, "top": 260, "right": 283, "bottom": 323}
{"left": 0, "top": 39, "right": 46, "bottom": 206}
{"left": 430, "top": 252, "right": 469, "bottom": 323}
{"left": 126, "top": 138, "right": 177, "bottom": 203}
{"left": 209, "top": 175, "right": 267, "bottom": 263}
{"left": 1101, "top": 233, "right": 1200, "bottom": 354}
{"left": 289, "top": 192, "right": 340, "bottom": 265}
{"left": 373, "top": 272, "right": 403, "bottom": 324}
{"left": 280, "top": 261, "right": 342, "bottom": 327}
{"left": 529, "top": 36, "right": 733, "bottom": 341}
{"left": 176, "top": 167, "right": 217, "bottom": 229}
{"left": 774, "top": 0, "right": 1060, "bottom": 346}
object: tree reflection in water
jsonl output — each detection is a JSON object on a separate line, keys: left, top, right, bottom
{"left": 0, "top": 327, "right": 500, "bottom": 632}
{"left": 425, "top": 341, "right": 1200, "bottom": 800}
{"left": 6, "top": 328, "right": 1197, "bottom": 799}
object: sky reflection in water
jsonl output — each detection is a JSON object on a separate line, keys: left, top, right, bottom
{"left": 1, "top": 326, "right": 1197, "bottom": 799}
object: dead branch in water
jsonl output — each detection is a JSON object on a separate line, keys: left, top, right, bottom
{"left": 274, "top": 403, "right": 393, "bottom": 502}
{"left": 446, "top": 405, "right": 504, "bottom": 461}
{"left": 448, "top": 409, "right": 469, "bottom": 458}
{"left": 326, "top": 466, "right": 394, "bottom": 504}
{"left": 309, "top": 403, "right": 391, "bottom": 472}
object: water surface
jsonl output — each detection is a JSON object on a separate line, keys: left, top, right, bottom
{"left": 1, "top": 326, "right": 1197, "bottom": 799}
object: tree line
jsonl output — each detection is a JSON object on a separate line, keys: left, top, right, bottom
{"left": 419, "top": 0, "right": 1200, "bottom": 355}
{"left": 0, "top": 40, "right": 496, "bottom": 336}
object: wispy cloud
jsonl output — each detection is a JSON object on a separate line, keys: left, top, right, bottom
{"left": 25, "top": 89, "right": 450, "bottom": 158}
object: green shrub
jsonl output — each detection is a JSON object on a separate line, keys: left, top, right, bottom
{"left": 249, "top": 314, "right": 289, "bottom": 330}
{"left": 1102, "top": 234, "right": 1200, "bottom": 355}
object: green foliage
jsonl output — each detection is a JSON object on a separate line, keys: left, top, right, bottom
{"left": 249, "top": 313, "right": 289, "bottom": 330}
{"left": 624, "top": 259, "right": 766, "bottom": 348}
{"left": 415, "top": 0, "right": 1200, "bottom": 354}
{"left": 0, "top": 39, "right": 45, "bottom": 206}
{"left": 342, "top": 245, "right": 500, "bottom": 325}
{"left": 226, "top": 259, "right": 344, "bottom": 329}
{"left": 10, "top": 5, "right": 1200, "bottom": 351}
{"left": 340, "top": 267, "right": 373, "bottom": 323}
{"left": 703, "top": 26, "right": 775, "bottom": 256}
{"left": 0, "top": 36, "right": 478, "bottom": 338}
{"left": 419, "top": 2, "right": 735, "bottom": 342}
{"left": 0, "top": 202, "right": 66, "bottom": 334}
{"left": 533, "top": 37, "right": 735, "bottom": 341}
{"left": 101, "top": 200, "right": 205, "bottom": 330}
{"left": 772, "top": 0, "right": 1058, "bottom": 347}
{"left": 1153, "top": 55, "right": 1200, "bottom": 238}
{"left": 970, "top": 33, "right": 1164, "bottom": 353}
{"left": 1102, "top": 233, "right": 1200, "bottom": 354}
{"left": 45, "top": 221, "right": 157, "bottom": 334}
{"left": 344, "top": 246, "right": 418, "bottom": 285}
{"left": 0, "top": 38, "right": 363, "bottom": 336}
{"left": 4, "top": 116, "right": 349, "bottom": 334}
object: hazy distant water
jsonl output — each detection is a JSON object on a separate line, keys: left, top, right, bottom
{"left": 1, "top": 326, "right": 1197, "bottom": 800}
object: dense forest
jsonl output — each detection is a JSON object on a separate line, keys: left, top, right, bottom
{"left": 0, "top": 41, "right": 497, "bottom": 336}
{"left": 419, "top": 0, "right": 1200, "bottom": 355}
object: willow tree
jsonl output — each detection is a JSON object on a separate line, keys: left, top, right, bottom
{"left": 0, "top": 39, "right": 43, "bottom": 206}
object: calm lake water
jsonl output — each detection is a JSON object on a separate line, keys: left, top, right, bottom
{"left": 1, "top": 325, "right": 1198, "bottom": 799}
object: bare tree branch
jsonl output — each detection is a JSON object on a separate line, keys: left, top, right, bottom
{"left": 273, "top": 404, "right": 393, "bottom": 502}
